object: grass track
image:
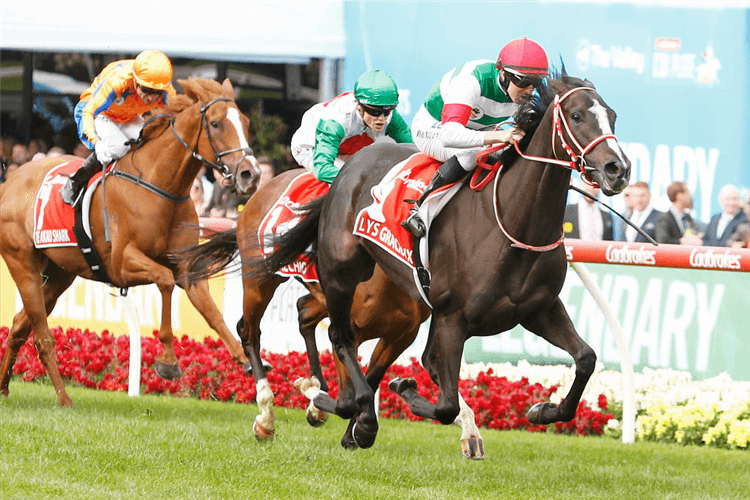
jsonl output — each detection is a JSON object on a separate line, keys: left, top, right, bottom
{"left": 1, "top": 381, "right": 748, "bottom": 500}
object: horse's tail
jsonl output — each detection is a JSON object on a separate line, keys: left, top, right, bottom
{"left": 252, "top": 196, "right": 324, "bottom": 278}
{"left": 176, "top": 227, "right": 239, "bottom": 284}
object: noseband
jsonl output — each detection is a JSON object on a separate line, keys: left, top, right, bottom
{"left": 171, "top": 97, "right": 254, "bottom": 182}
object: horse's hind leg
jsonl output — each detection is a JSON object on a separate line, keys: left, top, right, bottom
{"left": 521, "top": 297, "right": 596, "bottom": 424}
{"left": 238, "top": 276, "right": 283, "bottom": 440}
{"left": 296, "top": 292, "right": 329, "bottom": 393}
{"left": 1, "top": 258, "right": 75, "bottom": 406}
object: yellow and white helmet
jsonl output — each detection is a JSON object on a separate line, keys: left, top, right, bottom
{"left": 133, "top": 50, "right": 173, "bottom": 91}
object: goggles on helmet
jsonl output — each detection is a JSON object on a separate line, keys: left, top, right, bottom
{"left": 359, "top": 103, "right": 396, "bottom": 117}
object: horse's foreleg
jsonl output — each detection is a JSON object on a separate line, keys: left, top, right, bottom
{"left": 521, "top": 298, "right": 596, "bottom": 424}
{"left": 118, "top": 248, "right": 183, "bottom": 380}
{"left": 153, "top": 285, "right": 182, "bottom": 380}
{"left": 390, "top": 313, "right": 464, "bottom": 426}
{"left": 454, "top": 393, "right": 485, "bottom": 460}
{"left": 184, "top": 279, "right": 248, "bottom": 365}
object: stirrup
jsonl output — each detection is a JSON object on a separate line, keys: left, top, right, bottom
{"left": 402, "top": 207, "right": 426, "bottom": 238}
{"left": 60, "top": 178, "right": 83, "bottom": 207}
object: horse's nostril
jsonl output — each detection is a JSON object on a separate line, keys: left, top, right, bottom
{"left": 605, "top": 162, "right": 621, "bottom": 178}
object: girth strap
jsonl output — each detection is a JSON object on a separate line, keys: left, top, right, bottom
{"left": 73, "top": 201, "right": 113, "bottom": 284}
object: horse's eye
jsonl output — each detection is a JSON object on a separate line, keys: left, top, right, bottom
{"left": 210, "top": 121, "right": 220, "bottom": 128}
{"left": 571, "top": 112, "right": 583, "bottom": 123}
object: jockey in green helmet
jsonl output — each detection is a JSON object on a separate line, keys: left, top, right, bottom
{"left": 290, "top": 69, "right": 412, "bottom": 183}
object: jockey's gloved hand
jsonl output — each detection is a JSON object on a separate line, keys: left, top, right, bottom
{"left": 94, "top": 141, "right": 113, "bottom": 165}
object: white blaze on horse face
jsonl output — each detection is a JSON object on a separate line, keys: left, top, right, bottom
{"left": 226, "top": 107, "right": 259, "bottom": 173}
{"left": 226, "top": 107, "right": 251, "bottom": 151}
{"left": 589, "top": 100, "right": 627, "bottom": 164}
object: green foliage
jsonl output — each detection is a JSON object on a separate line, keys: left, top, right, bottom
{"left": 246, "top": 108, "right": 290, "bottom": 170}
{"left": 2, "top": 382, "right": 748, "bottom": 500}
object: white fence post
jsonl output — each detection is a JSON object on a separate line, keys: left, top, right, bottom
{"left": 570, "top": 262, "right": 636, "bottom": 444}
{"left": 120, "top": 292, "right": 141, "bottom": 397}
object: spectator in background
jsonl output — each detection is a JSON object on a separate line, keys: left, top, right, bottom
{"left": 190, "top": 177, "right": 210, "bottom": 217}
{"left": 256, "top": 155, "right": 276, "bottom": 190}
{"left": 622, "top": 181, "right": 661, "bottom": 243}
{"left": 563, "top": 182, "right": 614, "bottom": 241}
{"left": 11, "top": 143, "right": 29, "bottom": 165}
{"left": 196, "top": 165, "right": 215, "bottom": 207}
{"left": 46, "top": 147, "right": 66, "bottom": 158}
{"left": 613, "top": 184, "right": 636, "bottom": 241}
{"left": 2, "top": 162, "right": 21, "bottom": 183}
{"left": 1, "top": 136, "right": 15, "bottom": 166}
{"left": 727, "top": 195, "right": 750, "bottom": 248}
{"left": 655, "top": 181, "right": 703, "bottom": 245}
{"left": 73, "top": 142, "right": 89, "bottom": 158}
{"left": 702, "top": 184, "right": 747, "bottom": 247}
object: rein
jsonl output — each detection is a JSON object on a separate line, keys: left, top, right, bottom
{"left": 475, "top": 86, "right": 620, "bottom": 252}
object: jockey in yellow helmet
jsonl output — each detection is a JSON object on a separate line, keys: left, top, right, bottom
{"left": 61, "top": 50, "right": 176, "bottom": 206}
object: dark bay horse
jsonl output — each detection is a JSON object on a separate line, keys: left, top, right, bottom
{"left": 0, "top": 78, "right": 259, "bottom": 406}
{"left": 177, "top": 168, "right": 487, "bottom": 458}
{"left": 252, "top": 72, "right": 631, "bottom": 448}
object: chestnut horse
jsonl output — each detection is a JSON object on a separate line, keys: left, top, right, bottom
{"left": 0, "top": 78, "right": 259, "bottom": 406}
{"left": 249, "top": 72, "right": 631, "bottom": 448}
{"left": 177, "top": 168, "right": 486, "bottom": 458}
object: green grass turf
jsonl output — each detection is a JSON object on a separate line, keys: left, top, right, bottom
{"left": 1, "top": 381, "right": 748, "bottom": 500}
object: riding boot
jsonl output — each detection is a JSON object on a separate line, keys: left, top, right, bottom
{"left": 60, "top": 152, "right": 102, "bottom": 207}
{"left": 402, "top": 155, "right": 467, "bottom": 238}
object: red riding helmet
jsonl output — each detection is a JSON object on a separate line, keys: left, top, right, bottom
{"left": 496, "top": 37, "right": 549, "bottom": 76}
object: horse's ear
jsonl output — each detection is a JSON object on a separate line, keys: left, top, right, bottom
{"left": 583, "top": 79, "right": 596, "bottom": 89}
{"left": 221, "top": 78, "right": 235, "bottom": 99}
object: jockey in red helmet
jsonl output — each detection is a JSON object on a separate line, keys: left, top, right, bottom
{"left": 61, "top": 50, "right": 176, "bottom": 206}
{"left": 403, "top": 37, "right": 549, "bottom": 238}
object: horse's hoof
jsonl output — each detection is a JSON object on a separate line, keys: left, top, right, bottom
{"left": 243, "top": 359, "right": 274, "bottom": 376}
{"left": 352, "top": 421, "right": 378, "bottom": 449}
{"left": 388, "top": 377, "right": 417, "bottom": 395}
{"left": 461, "top": 437, "right": 486, "bottom": 460}
{"left": 341, "top": 432, "right": 359, "bottom": 450}
{"left": 306, "top": 408, "right": 328, "bottom": 428}
{"left": 155, "top": 360, "right": 182, "bottom": 380}
{"left": 253, "top": 420, "right": 275, "bottom": 441}
{"left": 528, "top": 402, "right": 556, "bottom": 425}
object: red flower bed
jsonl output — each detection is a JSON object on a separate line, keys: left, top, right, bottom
{"left": 0, "top": 326, "right": 613, "bottom": 435}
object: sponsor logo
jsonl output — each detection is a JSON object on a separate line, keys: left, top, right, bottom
{"left": 605, "top": 244, "right": 657, "bottom": 265}
{"left": 689, "top": 248, "right": 741, "bottom": 270}
{"left": 470, "top": 106, "right": 485, "bottom": 120}
{"left": 576, "top": 39, "right": 646, "bottom": 75}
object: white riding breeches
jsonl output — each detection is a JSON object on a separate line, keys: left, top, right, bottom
{"left": 411, "top": 106, "right": 483, "bottom": 171}
{"left": 94, "top": 114, "right": 145, "bottom": 164}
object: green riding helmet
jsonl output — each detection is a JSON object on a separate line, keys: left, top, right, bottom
{"left": 353, "top": 70, "right": 399, "bottom": 107}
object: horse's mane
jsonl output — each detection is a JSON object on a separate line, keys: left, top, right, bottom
{"left": 139, "top": 78, "right": 232, "bottom": 142}
{"left": 498, "top": 62, "right": 594, "bottom": 167}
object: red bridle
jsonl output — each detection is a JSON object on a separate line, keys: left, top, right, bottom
{"left": 473, "top": 86, "right": 620, "bottom": 252}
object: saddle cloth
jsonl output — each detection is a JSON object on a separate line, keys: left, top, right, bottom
{"left": 257, "top": 172, "right": 330, "bottom": 282}
{"left": 33, "top": 159, "right": 105, "bottom": 249}
{"left": 353, "top": 153, "right": 462, "bottom": 269}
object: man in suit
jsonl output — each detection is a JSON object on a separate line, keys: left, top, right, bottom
{"left": 613, "top": 184, "right": 637, "bottom": 241}
{"left": 622, "top": 181, "right": 662, "bottom": 243}
{"left": 564, "top": 182, "right": 614, "bottom": 241}
{"left": 655, "top": 181, "right": 704, "bottom": 245}
{"left": 702, "top": 184, "right": 748, "bottom": 247}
